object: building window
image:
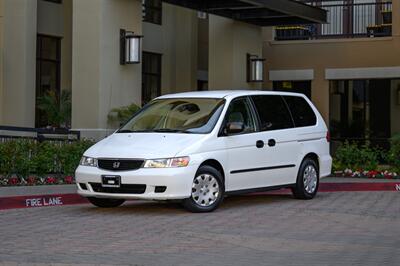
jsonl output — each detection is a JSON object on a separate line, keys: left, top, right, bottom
{"left": 142, "top": 52, "right": 162, "bottom": 105}
{"left": 273, "top": 81, "right": 312, "bottom": 99}
{"left": 143, "top": 0, "right": 162, "bottom": 25}
{"left": 329, "top": 79, "right": 400, "bottom": 152}
{"left": 36, "top": 35, "right": 61, "bottom": 127}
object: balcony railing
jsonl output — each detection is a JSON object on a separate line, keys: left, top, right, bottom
{"left": 275, "top": 0, "right": 392, "bottom": 40}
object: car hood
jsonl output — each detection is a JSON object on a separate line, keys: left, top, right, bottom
{"left": 84, "top": 133, "right": 206, "bottom": 159}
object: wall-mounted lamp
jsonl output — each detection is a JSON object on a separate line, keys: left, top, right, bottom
{"left": 120, "top": 29, "right": 143, "bottom": 65}
{"left": 247, "top": 53, "right": 265, "bottom": 82}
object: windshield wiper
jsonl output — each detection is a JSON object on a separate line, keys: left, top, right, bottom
{"left": 117, "top": 129, "right": 134, "bottom": 133}
{"left": 153, "top": 128, "right": 191, "bottom": 133}
{"left": 118, "top": 129, "right": 153, "bottom": 133}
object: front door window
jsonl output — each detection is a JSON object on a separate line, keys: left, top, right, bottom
{"left": 224, "top": 98, "right": 256, "bottom": 134}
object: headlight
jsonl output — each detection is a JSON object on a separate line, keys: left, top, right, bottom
{"left": 80, "top": 156, "right": 98, "bottom": 167}
{"left": 143, "top": 156, "right": 190, "bottom": 168}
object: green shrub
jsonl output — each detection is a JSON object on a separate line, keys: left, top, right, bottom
{"left": 37, "top": 90, "right": 71, "bottom": 128}
{"left": 334, "top": 141, "right": 379, "bottom": 171}
{"left": 0, "top": 139, "right": 94, "bottom": 177}
{"left": 389, "top": 133, "right": 400, "bottom": 172}
{"left": 58, "top": 140, "right": 94, "bottom": 175}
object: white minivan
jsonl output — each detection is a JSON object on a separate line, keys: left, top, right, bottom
{"left": 76, "top": 90, "right": 332, "bottom": 212}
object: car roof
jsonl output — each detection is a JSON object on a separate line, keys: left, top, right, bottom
{"left": 156, "top": 90, "right": 306, "bottom": 100}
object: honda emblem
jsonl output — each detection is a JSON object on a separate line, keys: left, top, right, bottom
{"left": 113, "top": 161, "right": 120, "bottom": 169}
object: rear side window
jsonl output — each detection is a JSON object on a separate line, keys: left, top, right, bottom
{"left": 283, "top": 96, "right": 317, "bottom": 127}
{"left": 251, "top": 95, "right": 294, "bottom": 131}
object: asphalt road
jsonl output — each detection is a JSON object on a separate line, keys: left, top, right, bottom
{"left": 0, "top": 191, "right": 399, "bottom": 266}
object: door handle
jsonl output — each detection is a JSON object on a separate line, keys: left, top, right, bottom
{"left": 256, "top": 140, "right": 264, "bottom": 148}
{"left": 268, "top": 139, "right": 276, "bottom": 147}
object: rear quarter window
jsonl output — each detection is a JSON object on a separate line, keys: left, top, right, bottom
{"left": 251, "top": 95, "right": 294, "bottom": 131}
{"left": 283, "top": 96, "right": 317, "bottom": 127}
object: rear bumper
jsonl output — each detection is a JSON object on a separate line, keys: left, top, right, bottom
{"left": 319, "top": 154, "right": 332, "bottom": 178}
{"left": 75, "top": 165, "right": 198, "bottom": 200}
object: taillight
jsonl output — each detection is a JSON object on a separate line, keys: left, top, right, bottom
{"left": 326, "top": 131, "right": 330, "bottom": 142}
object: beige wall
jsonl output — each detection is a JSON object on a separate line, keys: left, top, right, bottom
{"left": 37, "top": 0, "right": 63, "bottom": 36}
{"left": 262, "top": 0, "right": 400, "bottom": 124}
{"left": 1, "top": 0, "right": 37, "bottom": 127}
{"left": 143, "top": 3, "right": 198, "bottom": 95}
{"left": 72, "top": 0, "right": 142, "bottom": 138}
{"left": 209, "top": 15, "right": 262, "bottom": 90}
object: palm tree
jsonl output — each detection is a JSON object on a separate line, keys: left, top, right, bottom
{"left": 37, "top": 90, "right": 71, "bottom": 128}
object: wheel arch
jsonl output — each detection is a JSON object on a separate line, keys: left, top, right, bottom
{"left": 199, "top": 159, "right": 225, "bottom": 184}
{"left": 303, "top": 152, "right": 320, "bottom": 170}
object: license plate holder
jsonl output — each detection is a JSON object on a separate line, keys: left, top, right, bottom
{"left": 101, "top": 175, "right": 121, "bottom": 188}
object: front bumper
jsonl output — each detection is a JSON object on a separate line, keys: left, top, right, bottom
{"left": 75, "top": 164, "right": 198, "bottom": 200}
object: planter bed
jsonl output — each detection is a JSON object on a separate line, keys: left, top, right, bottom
{"left": 333, "top": 169, "right": 399, "bottom": 179}
{"left": 0, "top": 175, "right": 75, "bottom": 187}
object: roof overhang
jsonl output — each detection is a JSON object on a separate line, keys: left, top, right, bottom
{"left": 162, "top": 0, "right": 327, "bottom": 26}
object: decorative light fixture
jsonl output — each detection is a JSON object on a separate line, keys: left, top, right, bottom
{"left": 120, "top": 29, "right": 143, "bottom": 65}
{"left": 247, "top": 54, "right": 265, "bottom": 82}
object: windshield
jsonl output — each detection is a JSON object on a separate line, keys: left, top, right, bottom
{"left": 118, "top": 98, "right": 225, "bottom": 134}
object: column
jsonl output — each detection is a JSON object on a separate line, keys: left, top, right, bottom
{"left": 1, "top": 0, "right": 37, "bottom": 127}
{"left": 208, "top": 15, "right": 263, "bottom": 90}
{"left": 71, "top": 0, "right": 142, "bottom": 139}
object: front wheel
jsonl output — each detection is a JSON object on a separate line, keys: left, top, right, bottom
{"left": 292, "top": 158, "right": 319, "bottom": 200}
{"left": 87, "top": 197, "right": 125, "bottom": 208}
{"left": 182, "top": 165, "right": 224, "bottom": 212}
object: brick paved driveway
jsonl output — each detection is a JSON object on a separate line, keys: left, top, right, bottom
{"left": 0, "top": 192, "right": 399, "bottom": 266}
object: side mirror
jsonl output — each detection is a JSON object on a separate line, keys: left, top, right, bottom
{"left": 225, "top": 122, "right": 245, "bottom": 135}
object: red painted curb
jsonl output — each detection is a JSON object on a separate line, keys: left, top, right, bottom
{"left": 249, "top": 182, "right": 400, "bottom": 196}
{"left": 0, "top": 193, "right": 88, "bottom": 211}
{"left": 320, "top": 182, "right": 400, "bottom": 192}
{"left": 0, "top": 182, "right": 399, "bottom": 210}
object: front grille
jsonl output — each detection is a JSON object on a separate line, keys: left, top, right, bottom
{"left": 90, "top": 183, "right": 146, "bottom": 194}
{"left": 97, "top": 159, "right": 144, "bottom": 171}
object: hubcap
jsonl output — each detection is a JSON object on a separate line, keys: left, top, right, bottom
{"left": 191, "top": 174, "right": 220, "bottom": 207}
{"left": 303, "top": 165, "right": 318, "bottom": 194}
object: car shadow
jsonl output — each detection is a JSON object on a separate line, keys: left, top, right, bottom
{"left": 74, "top": 193, "right": 300, "bottom": 215}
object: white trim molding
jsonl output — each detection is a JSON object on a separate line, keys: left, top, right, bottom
{"left": 269, "top": 69, "right": 314, "bottom": 81}
{"left": 326, "top": 66, "right": 400, "bottom": 80}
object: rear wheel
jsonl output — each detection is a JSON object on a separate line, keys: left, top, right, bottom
{"left": 182, "top": 165, "right": 224, "bottom": 212}
{"left": 87, "top": 197, "right": 125, "bottom": 208}
{"left": 292, "top": 158, "right": 319, "bottom": 200}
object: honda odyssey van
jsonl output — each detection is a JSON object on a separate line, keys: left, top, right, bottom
{"left": 76, "top": 90, "right": 332, "bottom": 212}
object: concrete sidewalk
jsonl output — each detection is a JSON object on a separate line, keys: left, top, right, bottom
{"left": 0, "top": 184, "right": 76, "bottom": 197}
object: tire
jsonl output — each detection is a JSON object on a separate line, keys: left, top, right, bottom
{"left": 87, "top": 197, "right": 125, "bottom": 208}
{"left": 182, "top": 165, "right": 225, "bottom": 213}
{"left": 292, "top": 158, "right": 319, "bottom": 200}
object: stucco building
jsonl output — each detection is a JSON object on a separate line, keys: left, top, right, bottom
{"left": 0, "top": 0, "right": 399, "bottom": 149}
